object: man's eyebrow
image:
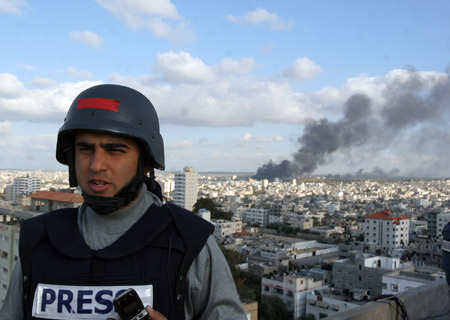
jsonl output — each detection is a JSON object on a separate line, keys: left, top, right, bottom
{"left": 100, "top": 142, "right": 130, "bottom": 149}
{"left": 75, "top": 142, "right": 130, "bottom": 149}
{"left": 75, "top": 141, "right": 94, "bottom": 148}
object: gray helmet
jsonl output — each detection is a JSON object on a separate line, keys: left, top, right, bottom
{"left": 56, "top": 84, "right": 165, "bottom": 170}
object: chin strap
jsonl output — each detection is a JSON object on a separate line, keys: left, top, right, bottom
{"left": 83, "top": 158, "right": 147, "bottom": 215}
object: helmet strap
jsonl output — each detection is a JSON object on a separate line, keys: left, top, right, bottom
{"left": 82, "top": 157, "right": 146, "bottom": 215}
{"left": 64, "top": 145, "right": 78, "bottom": 188}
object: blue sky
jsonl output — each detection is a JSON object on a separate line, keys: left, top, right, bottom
{"left": 1, "top": 0, "right": 450, "bottom": 178}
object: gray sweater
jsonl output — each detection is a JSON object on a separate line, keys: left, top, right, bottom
{"left": 0, "top": 189, "right": 247, "bottom": 319}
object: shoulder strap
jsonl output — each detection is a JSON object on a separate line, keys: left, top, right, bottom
{"left": 18, "top": 208, "right": 78, "bottom": 318}
{"left": 165, "top": 203, "right": 214, "bottom": 312}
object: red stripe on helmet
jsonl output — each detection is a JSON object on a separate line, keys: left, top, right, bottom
{"left": 76, "top": 98, "right": 120, "bottom": 112}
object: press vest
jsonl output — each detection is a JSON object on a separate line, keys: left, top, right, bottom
{"left": 19, "top": 203, "right": 214, "bottom": 320}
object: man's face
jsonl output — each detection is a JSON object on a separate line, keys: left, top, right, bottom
{"left": 74, "top": 131, "right": 141, "bottom": 197}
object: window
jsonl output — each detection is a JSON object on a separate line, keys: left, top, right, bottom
{"left": 1, "top": 251, "right": 7, "bottom": 259}
{"left": 391, "top": 284, "right": 399, "bottom": 292}
{"left": 264, "top": 286, "right": 270, "bottom": 292}
{"left": 287, "top": 291, "right": 293, "bottom": 297}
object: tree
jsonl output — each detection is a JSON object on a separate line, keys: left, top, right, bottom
{"left": 259, "top": 295, "right": 293, "bottom": 320}
{"left": 193, "top": 198, "right": 234, "bottom": 220}
{"left": 193, "top": 197, "right": 216, "bottom": 213}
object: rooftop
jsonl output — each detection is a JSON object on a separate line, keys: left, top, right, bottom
{"left": 27, "top": 191, "right": 83, "bottom": 203}
{"left": 365, "top": 209, "right": 409, "bottom": 223}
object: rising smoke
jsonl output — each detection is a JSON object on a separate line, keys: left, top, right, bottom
{"left": 253, "top": 69, "right": 450, "bottom": 180}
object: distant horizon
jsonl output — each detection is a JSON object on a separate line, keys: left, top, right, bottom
{"left": 2, "top": 167, "right": 450, "bottom": 181}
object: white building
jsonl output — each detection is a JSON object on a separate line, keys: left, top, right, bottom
{"left": 0, "top": 223, "right": 20, "bottom": 305}
{"left": 261, "top": 273, "right": 324, "bottom": 318}
{"left": 364, "top": 210, "right": 410, "bottom": 252}
{"left": 212, "top": 220, "right": 243, "bottom": 242}
{"left": 306, "top": 288, "right": 361, "bottom": 319}
{"left": 436, "top": 213, "right": 450, "bottom": 238}
{"left": 6, "top": 176, "right": 41, "bottom": 204}
{"left": 382, "top": 270, "right": 441, "bottom": 296}
{"left": 173, "top": 167, "right": 199, "bottom": 211}
{"left": 244, "top": 208, "right": 269, "bottom": 228}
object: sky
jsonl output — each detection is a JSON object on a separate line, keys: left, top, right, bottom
{"left": 1, "top": 0, "right": 450, "bottom": 178}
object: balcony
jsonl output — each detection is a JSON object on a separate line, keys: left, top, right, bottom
{"left": 327, "top": 278, "right": 450, "bottom": 320}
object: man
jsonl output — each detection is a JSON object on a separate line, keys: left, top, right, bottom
{"left": 0, "top": 84, "right": 247, "bottom": 319}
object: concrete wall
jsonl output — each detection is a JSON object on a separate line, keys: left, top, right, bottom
{"left": 328, "top": 278, "right": 450, "bottom": 320}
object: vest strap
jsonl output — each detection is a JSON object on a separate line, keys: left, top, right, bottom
{"left": 174, "top": 242, "right": 204, "bottom": 311}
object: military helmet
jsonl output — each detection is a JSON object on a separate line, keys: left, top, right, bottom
{"left": 56, "top": 84, "right": 165, "bottom": 170}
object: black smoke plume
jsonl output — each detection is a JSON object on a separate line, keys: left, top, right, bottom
{"left": 253, "top": 69, "right": 450, "bottom": 180}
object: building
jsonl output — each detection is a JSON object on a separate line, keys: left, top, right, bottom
{"left": 436, "top": 213, "right": 450, "bottom": 238}
{"left": 425, "top": 211, "right": 440, "bottom": 239}
{"left": 382, "top": 269, "right": 443, "bottom": 296}
{"left": 261, "top": 272, "right": 324, "bottom": 318}
{"left": 5, "top": 176, "right": 41, "bottom": 204}
{"left": 244, "top": 208, "right": 269, "bottom": 227}
{"left": 306, "top": 287, "right": 362, "bottom": 319}
{"left": 28, "top": 191, "right": 83, "bottom": 212}
{"left": 212, "top": 220, "right": 243, "bottom": 242}
{"left": 0, "top": 223, "right": 20, "bottom": 304}
{"left": 332, "top": 255, "right": 414, "bottom": 298}
{"left": 173, "top": 167, "right": 199, "bottom": 211}
{"left": 364, "top": 210, "right": 410, "bottom": 252}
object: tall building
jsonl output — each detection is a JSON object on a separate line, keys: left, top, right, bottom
{"left": 173, "top": 167, "right": 198, "bottom": 211}
{"left": 0, "top": 222, "right": 20, "bottom": 304}
{"left": 364, "top": 210, "right": 410, "bottom": 252}
{"left": 8, "top": 176, "right": 41, "bottom": 204}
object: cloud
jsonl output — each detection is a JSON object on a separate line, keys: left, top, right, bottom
{"left": 28, "top": 77, "right": 57, "bottom": 88}
{"left": 238, "top": 133, "right": 283, "bottom": 146}
{"left": 154, "top": 51, "right": 215, "bottom": 83}
{"left": 283, "top": 57, "right": 323, "bottom": 82}
{"left": 0, "top": 0, "right": 28, "bottom": 15}
{"left": 199, "top": 138, "right": 217, "bottom": 147}
{"left": 0, "top": 121, "right": 11, "bottom": 135}
{"left": 55, "top": 67, "right": 95, "bottom": 79}
{"left": 0, "top": 77, "right": 102, "bottom": 122}
{"left": 167, "top": 140, "right": 193, "bottom": 149}
{"left": 95, "top": 0, "right": 194, "bottom": 42}
{"left": 17, "top": 62, "right": 33, "bottom": 70}
{"left": 71, "top": 30, "right": 105, "bottom": 49}
{"left": 217, "top": 57, "right": 257, "bottom": 75}
{"left": 226, "top": 8, "right": 294, "bottom": 31}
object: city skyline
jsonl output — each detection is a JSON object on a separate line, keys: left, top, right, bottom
{"left": 1, "top": 1, "right": 450, "bottom": 178}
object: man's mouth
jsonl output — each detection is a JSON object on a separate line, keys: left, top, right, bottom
{"left": 89, "top": 180, "right": 111, "bottom": 193}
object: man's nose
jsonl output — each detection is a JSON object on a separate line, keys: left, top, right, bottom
{"left": 90, "top": 150, "right": 107, "bottom": 172}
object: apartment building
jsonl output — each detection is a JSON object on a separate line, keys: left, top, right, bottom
{"left": 332, "top": 255, "right": 414, "bottom": 298}
{"left": 436, "top": 213, "right": 450, "bottom": 238}
{"left": 0, "top": 222, "right": 20, "bottom": 304}
{"left": 364, "top": 210, "right": 410, "bottom": 252}
{"left": 5, "top": 176, "right": 41, "bottom": 204}
{"left": 212, "top": 220, "right": 243, "bottom": 242}
{"left": 261, "top": 272, "right": 324, "bottom": 318}
{"left": 244, "top": 208, "right": 269, "bottom": 228}
{"left": 173, "top": 167, "right": 199, "bottom": 211}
